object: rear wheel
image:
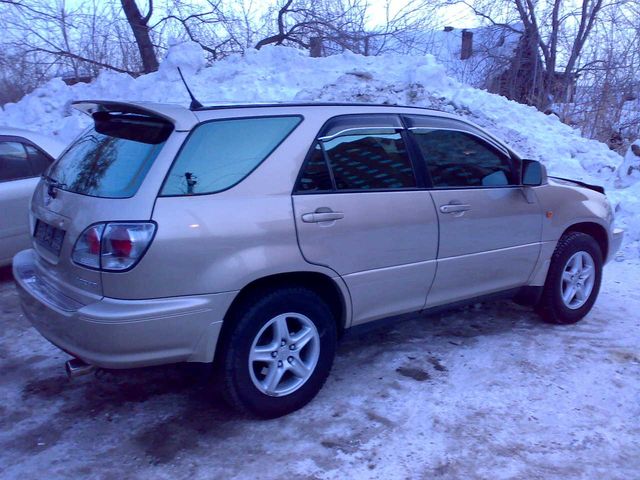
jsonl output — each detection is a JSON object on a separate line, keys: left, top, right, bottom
{"left": 537, "top": 232, "right": 603, "bottom": 324}
{"left": 220, "top": 287, "right": 337, "bottom": 418}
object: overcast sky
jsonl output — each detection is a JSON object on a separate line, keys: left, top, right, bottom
{"left": 139, "top": 0, "right": 480, "bottom": 31}
{"left": 363, "top": 0, "right": 479, "bottom": 29}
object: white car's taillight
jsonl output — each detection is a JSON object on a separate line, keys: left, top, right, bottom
{"left": 72, "top": 222, "right": 156, "bottom": 271}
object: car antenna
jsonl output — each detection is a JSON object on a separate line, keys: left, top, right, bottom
{"left": 177, "top": 67, "right": 203, "bottom": 110}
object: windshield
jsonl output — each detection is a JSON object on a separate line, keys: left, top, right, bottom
{"left": 47, "top": 113, "right": 172, "bottom": 198}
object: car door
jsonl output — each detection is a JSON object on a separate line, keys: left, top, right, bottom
{"left": 292, "top": 114, "right": 439, "bottom": 325}
{"left": 0, "top": 139, "right": 53, "bottom": 265}
{"left": 404, "top": 115, "right": 543, "bottom": 307}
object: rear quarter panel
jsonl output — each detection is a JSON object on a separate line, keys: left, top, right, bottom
{"left": 102, "top": 108, "right": 349, "bottom": 305}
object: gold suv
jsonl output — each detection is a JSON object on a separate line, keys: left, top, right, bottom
{"left": 14, "top": 101, "right": 623, "bottom": 417}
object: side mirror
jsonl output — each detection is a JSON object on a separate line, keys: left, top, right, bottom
{"left": 521, "top": 159, "right": 546, "bottom": 186}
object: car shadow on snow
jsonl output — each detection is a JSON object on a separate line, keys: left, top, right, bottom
{"left": 3, "top": 294, "right": 545, "bottom": 469}
{"left": 12, "top": 362, "right": 247, "bottom": 464}
{"left": 341, "top": 298, "right": 544, "bottom": 353}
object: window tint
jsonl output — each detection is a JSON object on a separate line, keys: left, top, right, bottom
{"left": 25, "top": 144, "right": 52, "bottom": 175}
{"left": 297, "top": 144, "right": 333, "bottom": 192}
{"left": 322, "top": 132, "right": 415, "bottom": 190}
{"left": 162, "top": 116, "right": 301, "bottom": 196}
{"left": 0, "top": 141, "right": 31, "bottom": 182}
{"left": 48, "top": 125, "right": 166, "bottom": 198}
{"left": 412, "top": 130, "right": 514, "bottom": 188}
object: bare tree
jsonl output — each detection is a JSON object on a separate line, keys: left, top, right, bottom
{"left": 454, "top": 0, "right": 612, "bottom": 109}
{"left": 556, "top": 2, "right": 640, "bottom": 150}
{"left": 150, "top": 0, "right": 248, "bottom": 61}
{"left": 254, "top": 0, "right": 366, "bottom": 51}
{"left": 0, "top": 0, "right": 146, "bottom": 78}
{"left": 120, "top": 0, "right": 158, "bottom": 73}
{"left": 253, "top": 0, "right": 436, "bottom": 56}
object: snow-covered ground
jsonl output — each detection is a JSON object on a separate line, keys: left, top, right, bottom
{"left": 0, "top": 41, "right": 638, "bottom": 478}
{"left": 0, "top": 260, "right": 638, "bottom": 479}
{"left": 0, "top": 42, "right": 638, "bottom": 257}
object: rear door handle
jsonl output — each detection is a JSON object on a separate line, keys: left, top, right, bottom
{"left": 302, "top": 210, "right": 344, "bottom": 223}
{"left": 439, "top": 204, "right": 471, "bottom": 214}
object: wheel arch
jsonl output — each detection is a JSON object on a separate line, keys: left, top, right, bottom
{"left": 563, "top": 221, "right": 608, "bottom": 260}
{"left": 213, "top": 271, "right": 350, "bottom": 363}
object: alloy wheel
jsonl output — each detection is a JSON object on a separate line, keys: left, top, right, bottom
{"left": 248, "top": 313, "right": 320, "bottom": 397}
{"left": 561, "top": 251, "right": 596, "bottom": 310}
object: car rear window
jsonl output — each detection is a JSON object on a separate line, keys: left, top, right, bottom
{"left": 161, "top": 116, "right": 302, "bottom": 196}
{"left": 47, "top": 113, "right": 172, "bottom": 198}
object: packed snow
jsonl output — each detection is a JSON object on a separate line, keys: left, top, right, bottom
{"left": 0, "top": 42, "right": 637, "bottom": 256}
{"left": 1, "top": 257, "right": 638, "bottom": 479}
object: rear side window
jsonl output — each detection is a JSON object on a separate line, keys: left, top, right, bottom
{"left": 412, "top": 130, "right": 515, "bottom": 188}
{"left": 161, "top": 116, "right": 302, "bottom": 196}
{"left": 321, "top": 132, "right": 415, "bottom": 190}
{"left": 0, "top": 141, "right": 31, "bottom": 182}
{"left": 25, "top": 144, "right": 52, "bottom": 175}
{"left": 47, "top": 113, "right": 172, "bottom": 198}
{"left": 297, "top": 144, "right": 333, "bottom": 192}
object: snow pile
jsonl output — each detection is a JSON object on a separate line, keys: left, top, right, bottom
{"left": 421, "top": 24, "right": 523, "bottom": 88}
{"left": 0, "top": 42, "right": 637, "bottom": 255}
{"left": 617, "top": 141, "right": 640, "bottom": 188}
{"left": 158, "top": 38, "right": 207, "bottom": 80}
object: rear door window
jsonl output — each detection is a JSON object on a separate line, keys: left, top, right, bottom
{"left": 295, "top": 114, "right": 417, "bottom": 193}
{"left": 46, "top": 113, "right": 172, "bottom": 198}
{"left": 0, "top": 141, "right": 32, "bottom": 182}
{"left": 322, "top": 131, "right": 415, "bottom": 190}
{"left": 296, "top": 144, "right": 333, "bottom": 192}
{"left": 25, "top": 144, "right": 53, "bottom": 175}
{"left": 161, "top": 116, "right": 302, "bottom": 196}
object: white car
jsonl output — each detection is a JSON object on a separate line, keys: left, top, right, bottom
{"left": 0, "top": 127, "right": 65, "bottom": 266}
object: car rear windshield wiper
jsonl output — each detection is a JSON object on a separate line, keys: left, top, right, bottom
{"left": 42, "top": 173, "right": 67, "bottom": 197}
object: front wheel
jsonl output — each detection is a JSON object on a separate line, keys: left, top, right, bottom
{"left": 537, "top": 232, "right": 603, "bottom": 324}
{"left": 219, "top": 287, "right": 337, "bottom": 418}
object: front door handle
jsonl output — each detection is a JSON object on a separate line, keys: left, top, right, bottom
{"left": 439, "top": 204, "right": 471, "bottom": 214}
{"left": 302, "top": 210, "right": 344, "bottom": 223}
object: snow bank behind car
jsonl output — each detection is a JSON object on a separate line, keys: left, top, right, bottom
{"left": 0, "top": 42, "right": 637, "bottom": 257}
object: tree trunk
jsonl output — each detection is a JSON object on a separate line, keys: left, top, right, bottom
{"left": 120, "top": 0, "right": 158, "bottom": 73}
{"left": 309, "top": 37, "right": 322, "bottom": 57}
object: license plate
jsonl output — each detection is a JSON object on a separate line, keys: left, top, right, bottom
{"left": 34, "top": 220, "right": 65, "bottom": 256}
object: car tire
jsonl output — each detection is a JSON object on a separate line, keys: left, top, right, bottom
{"left": 537, "top": 232, "right": 603, "bottom": 324}
{"left": 219, "top": 287, "right": 337, "bottom": 418}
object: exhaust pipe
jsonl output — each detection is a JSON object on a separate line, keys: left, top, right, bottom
{"left": 65, "top": 358, "right": 95, "bottom": 379}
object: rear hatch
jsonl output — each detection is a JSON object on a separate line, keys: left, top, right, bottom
{"left": 29, "top": 102, "right": 193, "bottom": 304}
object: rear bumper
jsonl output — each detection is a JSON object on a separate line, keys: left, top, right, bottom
{"left": 13, "top": 249, "right": 237, "bottom": 369}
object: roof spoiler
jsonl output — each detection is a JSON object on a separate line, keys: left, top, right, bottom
{"left": 72, "top": 100, "right": 198, "bottom": 131}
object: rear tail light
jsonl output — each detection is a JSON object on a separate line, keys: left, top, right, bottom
{"left": 72, "top": 222, "right": 156, "bottom": 271}
{"left": 101, "top": 223, "right": 155, "bottom": 271}
{"left": 71, "top": 224, "right": 105, "bottom": 269}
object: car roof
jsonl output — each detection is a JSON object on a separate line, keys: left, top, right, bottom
{"left": 0, "top": 127, "right": 67, "bottom": 158}
{"left": 192, "top": 101, "right": 444, "bottom": 112}
{"left": 72, "top": 100, "right": 461, "bottom": 130}
{"left": 71, "top": 100, "right": 517, "bottom": 157}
